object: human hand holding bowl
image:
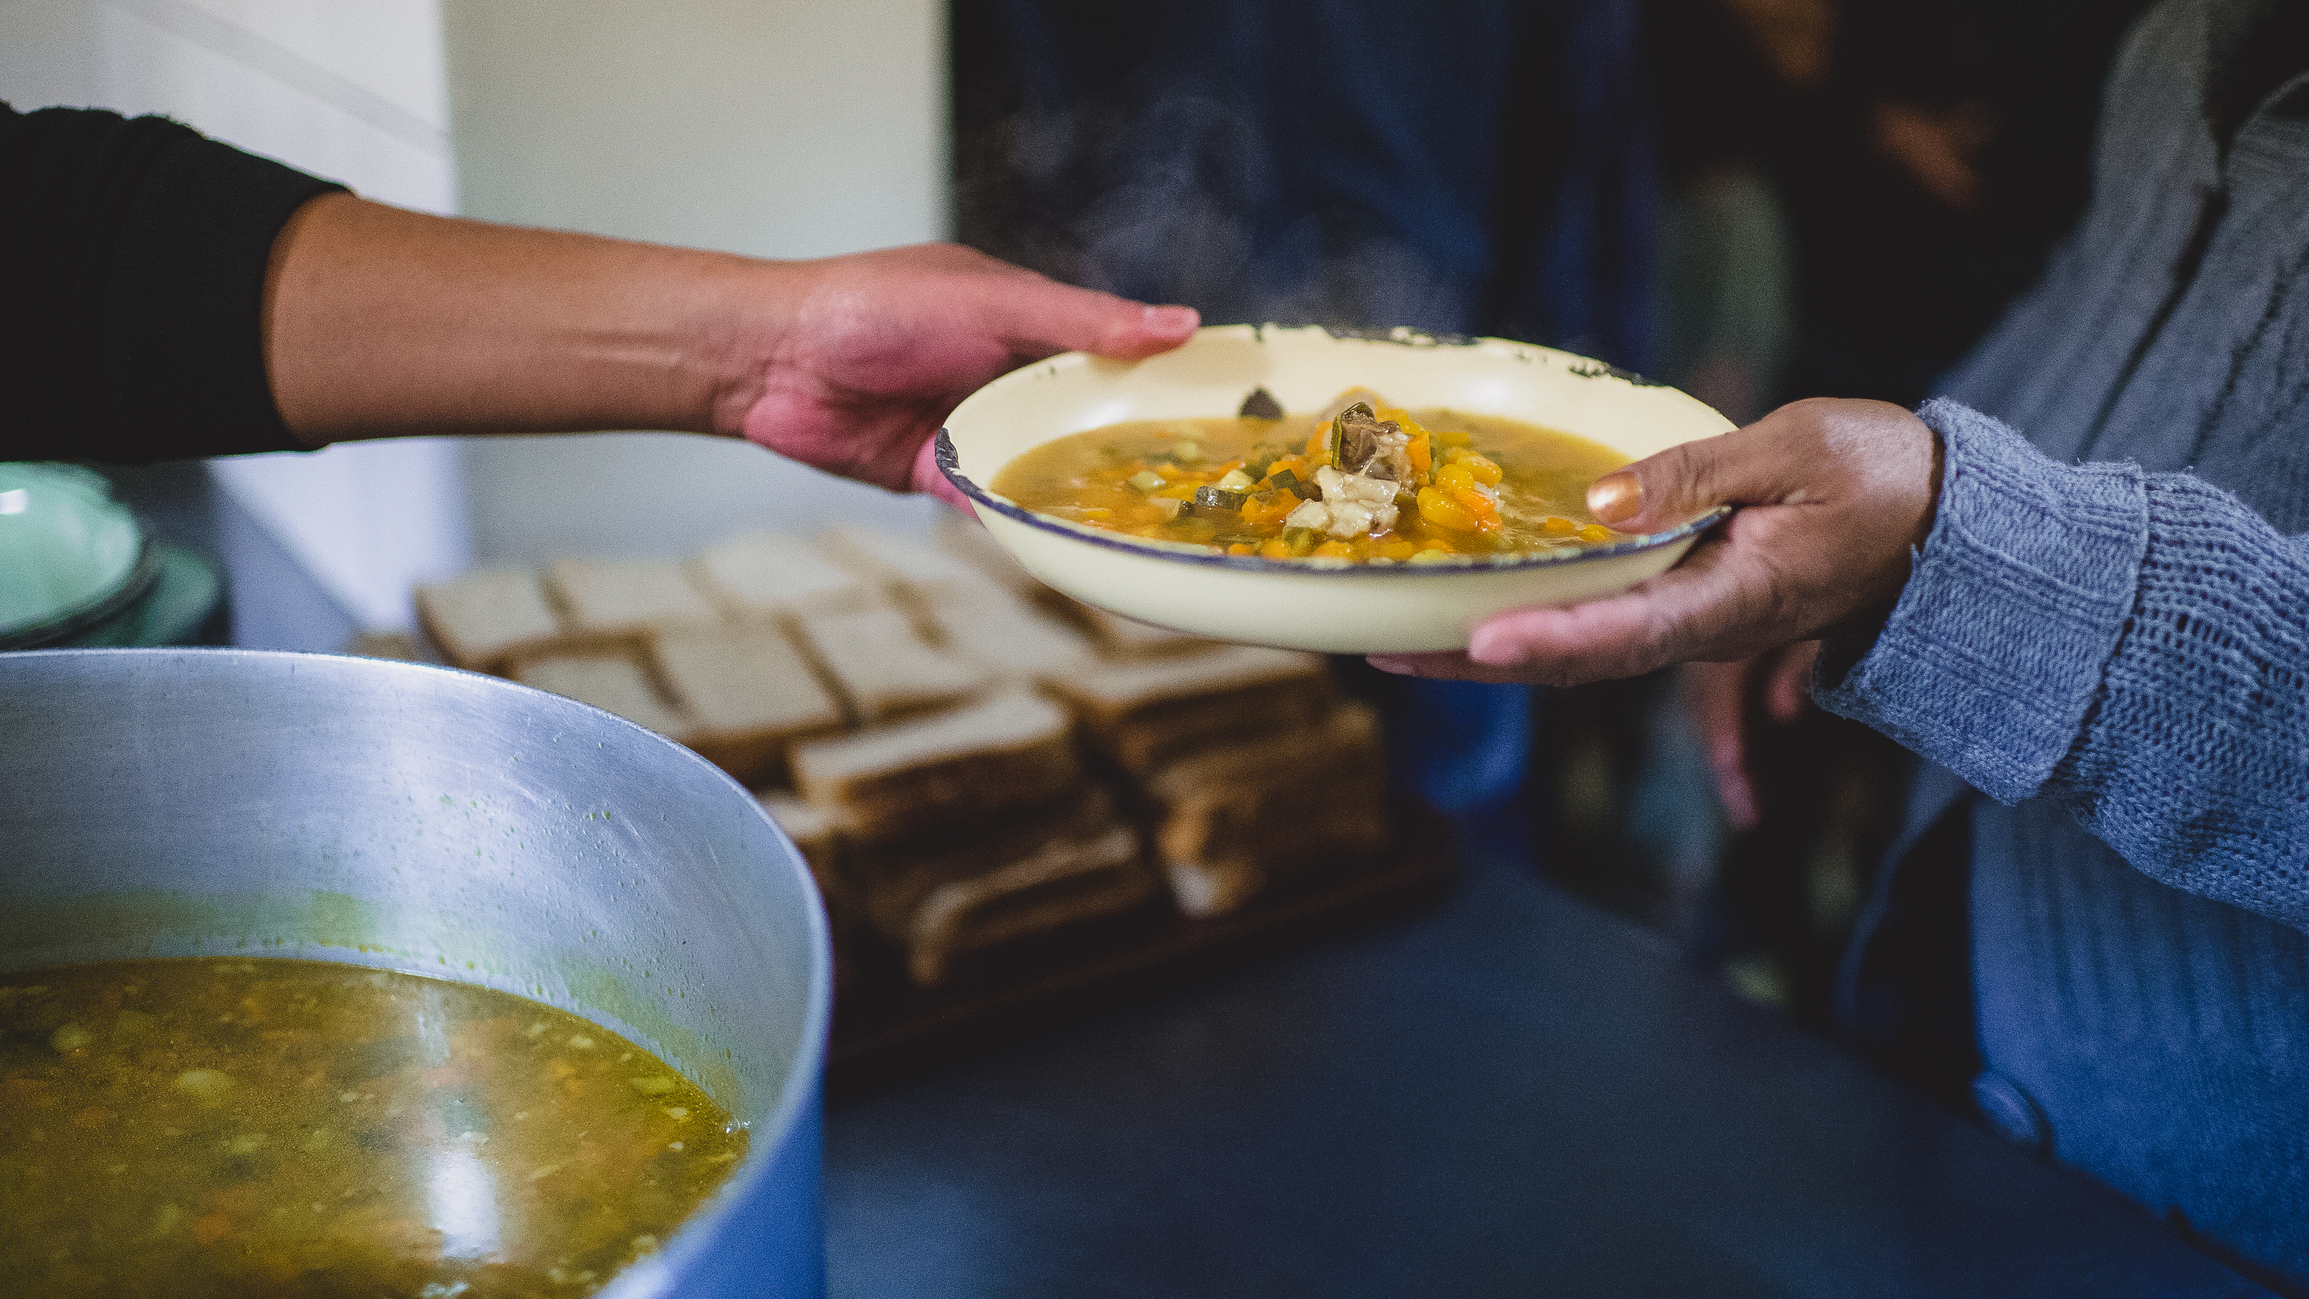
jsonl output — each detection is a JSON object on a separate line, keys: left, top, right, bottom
{"left": 1369, "top": 398, "right": 1943, "bottom": 686}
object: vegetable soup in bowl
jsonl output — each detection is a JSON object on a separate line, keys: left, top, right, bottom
{"left": 938, "top": 324, "right": 1734, "bottom": 654}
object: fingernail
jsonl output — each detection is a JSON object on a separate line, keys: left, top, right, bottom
{"left": 1465, "top": 628, "right": 1528, "bottom": 667}
{"left": 1143, "top": 304, "right": 1199, "bottom": 334}
{"left": 1587, "top": 471, "right": 1642, "bottom": 524}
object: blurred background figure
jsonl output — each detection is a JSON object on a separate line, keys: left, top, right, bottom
{"left": 1557, "top": 0, "right": 2155, "bottom": 1042}
{"left": 952, "top": 0, "right": 1658, "bottom": 856}
{"left": 1664, "top": 0, "right": 2149, "bottom": 410}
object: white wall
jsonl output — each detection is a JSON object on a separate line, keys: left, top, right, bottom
{"left": 443, "top": 0, "right": 952, "bottom": 566}
{"left": 1, "top": 0, "right": 470, "bottom": 632}
{"left": 5, "top": 0, "right": 953, "bottom": 610}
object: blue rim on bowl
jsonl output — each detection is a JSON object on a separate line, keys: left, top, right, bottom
{"left": 934, "top": 429, "right": 1732, "bottom": 577}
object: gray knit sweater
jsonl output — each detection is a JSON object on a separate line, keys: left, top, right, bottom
{"left": 1812, "top": 0, "right": 2309, "bottom": 1282}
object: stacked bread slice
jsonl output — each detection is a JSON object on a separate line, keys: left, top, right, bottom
{"left": 651, "top": 624, "right": 846, "bottom": 786}
{"left": 475, "top": 555, "right": 848, "bottom": 791}
{"left": 754, "top": 789, "right": 855, "bottom": 989}
{"left": 1045, "top": 644, "right": 1338, "bottom": 774}
{"left": 919, "top": 519, "right": 1394, "bottom": 924}
{"left": 790, "top": 691, "right": 1155, "bottom": 985}
{"left": 689, "top": 530, "right": 883, "bottom": 620}
{"left": 413, "top": 507, "right": 1398, "bottom": 990}
{"left": 1142, "top": 699, "right": 1392, "bottom": 918}
{"left": 789, "top": 606, "right": 990, "bottom": 723}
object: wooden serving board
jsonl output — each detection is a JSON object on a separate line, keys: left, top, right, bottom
{"left": 826, "top": 798, "right": 1454, "bottom": 1088}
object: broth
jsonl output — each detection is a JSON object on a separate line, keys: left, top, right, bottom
{"left": 989, "top": 403, "right": 1634, "bottom": 563}
{"left": 0, "top": 958, "right": 747, "bottom": 1298}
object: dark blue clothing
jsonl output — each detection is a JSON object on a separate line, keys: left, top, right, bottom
{"left": 953, "top": 0, "right": 1654, "bottom": 367}
{"left": 1818, "top": 0, "right": 2309, "bottom": 1282}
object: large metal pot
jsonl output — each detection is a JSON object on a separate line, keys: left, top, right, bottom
{"left": 0, "top": 648, "right": 831, "bottom": 1298}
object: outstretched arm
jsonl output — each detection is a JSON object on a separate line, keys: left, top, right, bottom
{"left": 1, "top": 103, "right": 1191, "bottom": 477}
{"left": 263, "top": 194, "right": 1196, "bottom": 494}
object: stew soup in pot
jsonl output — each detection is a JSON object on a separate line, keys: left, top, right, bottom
{"left": 0, "top": 957, "right": 747, "bottom": 1298}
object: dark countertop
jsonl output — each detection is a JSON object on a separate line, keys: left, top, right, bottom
{"left": 822, "top": 852, "right": 2270, "bottom": 1298}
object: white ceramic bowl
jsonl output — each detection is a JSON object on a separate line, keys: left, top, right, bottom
{"left": 938, "top": 324, "right": 1733, "bottom": 654}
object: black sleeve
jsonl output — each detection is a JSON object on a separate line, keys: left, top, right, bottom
{"left": 0, "top": 102, "right": 349, "bottom": 463}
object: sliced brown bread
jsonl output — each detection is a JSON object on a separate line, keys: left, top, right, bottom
{"left": 1149, "top": 762, "right": 1383, "bottom": 872}
{"left": 343, "top": 630, "right": 427, "bottom": 663}
{"left": 756, "top": 790, "right": 858, "bottom": 991}
{"left": 649, "top": 624, "right": 846, "bottom": 786}
{"left": 1146, "top": 701, "right": 1391, "bottom": 917}
{"left": 1162, "top": 854, "right": 1263, "bottom": 920}
{"left": 788, "top": 688, "right": 1080, "bottom": 839}
{"left": 843, "top": 784, "right": 1121, "bottom": 942}
{"left": 1050, "top": 598, "right": 1214, "bottom": 658}
{"left": 688, "top": 531, "right": 883, "bottom": 620}
{"left": 906, "top": 823, "right": 1155, "bottom": 986}
{"left": 512, "top": 651, "right": 695, "bottom": 741}
{"left": 757, "top": 790, "right": 842, "bottom": 875}
{"left": 1155, "top": 765, "right": 1391, "bottom": 866}
{"left": 544, "top": 557, "right": 723, "bottom": 637}
{"left": 788, "top": 605, "right": 991, "bottom": 723}
{"left": 1157, "top": 770, "right": 1391, "bottom": 917}
{"left": 931, "top": 505, "right": 1048, "bottom": 597}
{"left": 1046, "top": 644, "right": 1335, "bottom": 773}
{"left": 414, "top": 568, "right": 566, "bottom": 672}
{"left": 816, "top": 523, "right": 1002, "bottom": 605}
{"left": 1144, "top": 698, "right": 1386, "bottom": 804}
{"left": 920, "top": 585, "right": 1099, "bottom": 685}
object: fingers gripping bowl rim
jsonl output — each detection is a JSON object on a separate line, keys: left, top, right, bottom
{"left": 938, "top": 324, "right": 1734, "bottom": 654}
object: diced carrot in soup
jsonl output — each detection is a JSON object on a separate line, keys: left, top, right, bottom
{"left": 989, "top": 395, "right": 1635, "bottom": 563}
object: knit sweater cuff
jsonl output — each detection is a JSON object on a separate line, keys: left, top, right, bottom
{"left": 1813, "top": 398, "right": 2148, "bottom": 802}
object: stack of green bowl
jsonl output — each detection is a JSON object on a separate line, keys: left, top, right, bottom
{"left": 0, "top": 463, "right": 223, "bottom": 650}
